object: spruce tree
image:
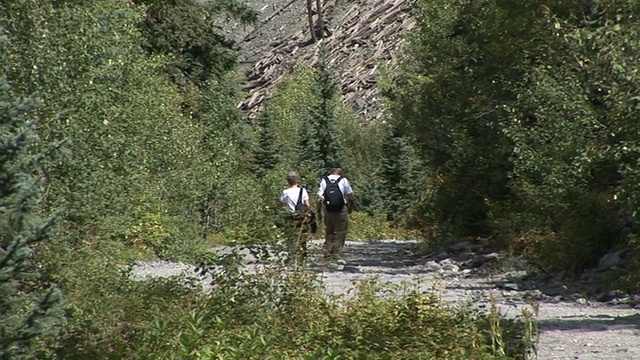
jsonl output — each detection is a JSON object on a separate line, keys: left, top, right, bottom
{"left": 380, "top": 132, "right": 416, "bottom": 223}
{"left": 307, "top": 52, "right": 343, "bottom": 178}
{"left": 133, "top": 0, "right": 258, "bottom": 85}
{"left": 297, "top": 111, "right": 319, "bottom": 170}
{"left": 252, "top": 109, "right": 282, "bottom": 178}
{"left": 356, "top": 166, "right": 385, "bottom": 215}
{"left": 0, "top": 76, "right": 65, "bottom": 358}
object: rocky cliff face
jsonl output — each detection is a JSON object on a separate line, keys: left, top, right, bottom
{"left": 227, "top": 0, "right": 416, "bottom": 121}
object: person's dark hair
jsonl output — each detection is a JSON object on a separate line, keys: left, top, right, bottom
{"left": 329, "top": 161, "right": 343, "bottom": 174}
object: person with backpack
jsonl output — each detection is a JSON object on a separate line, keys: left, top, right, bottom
{"left": 317, "top": 162, "right": 354, "bottom": 259}
{"left": 279, "top": 171, "right": 314, "bottom": 262}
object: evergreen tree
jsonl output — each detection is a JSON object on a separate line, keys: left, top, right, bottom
{"left": 380, "top": 133, "right": 417, "bottom": 224}
{"left": 133, "top": 0, "right": 258, "bottom": 85}
{"left": 0, "top": 76, "right": 65, "bottom": 359}
{"left": 297, "top": 111, "right": 320, "bottom": 172}
{"left": 355, "top": 166, "right": 385, "bottom": 215}
{"left": 252, "top": 109, "right": 282, "bottom": 178}
{"left": 307, "top": 53, "right": 344, "bottom": 177}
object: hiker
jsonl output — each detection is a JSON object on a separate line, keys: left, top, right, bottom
{"left": 279, "top": 171, "right": 313, "bottom": 262}
{"left": 317, "top": 162, "right": 354, "bottom": 259}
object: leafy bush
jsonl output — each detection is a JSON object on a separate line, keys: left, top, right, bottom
{"left": 58, "top": 262, "right": 533, "bottom": 359}
{"left": 388, "top": 0, "right": 640, "bottom": 281}
{"left": 348, "top": 212, "right": 417, "bottom": 241}
{"left": 620, "top": 234, "right": 640, "bottom": 294}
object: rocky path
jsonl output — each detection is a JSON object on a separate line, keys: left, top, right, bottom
{"left": 311, "top": 240, "right": 640, "bottom": 360}
{"left": 131, "top": 239, "right": 640, "bottom": 359}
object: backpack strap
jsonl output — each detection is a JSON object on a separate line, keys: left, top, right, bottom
{"left": 324, "top": 176, "right": 343, "bottom": 184}
{"left": 296, "top": 187, "right": 303, "bottom": 206}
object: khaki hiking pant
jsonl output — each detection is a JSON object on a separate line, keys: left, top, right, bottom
{"left": 282, "top": 214, "right": 309, "bottom": 263}
{"left": 323, "top": 207, "right": 349, "bottom": 257}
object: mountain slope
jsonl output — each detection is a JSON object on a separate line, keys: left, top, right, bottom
{"left": 229, "top": 0, "right": 416, "bottom": 121}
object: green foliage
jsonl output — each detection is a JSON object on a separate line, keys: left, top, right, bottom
{"left": 0, "top": 76, "right": 65, "bottom": 359}
{"left": 389, "top": 0, "right": 640, "bottom": 275}
{"left": 497, "top": 0, "right": 638, "bottom": 271}
{"left": 0, "top": 0, "right": 262, "bottom": 260}
{"left": 380, "top": 133, "right": 423, "bottom": 224}
{"left": 620, "top": 234, "right": 640, "bottom": 294}
{"left": 298, "top": 53, "right": 345, "bottom": 178}
{"left": 265, "top": 63, "right": 390, "bottom": 218}
{"left": 134, "top": 0, "right": 258, "bottom": 85}
{"left": 120, "top": 196, "right": 178, "bottom": 255}
{"left": 387, "top": 0, "right": 516, "bottom": 239}
{"left": 48, "top": 248, "right": 532, "bottom": 359}
{"left": 44, "top": 249, "right": 204, "bottom": 359}
{"left": 354, "top": 167, "right": 385, "bottom": 215}
{"left": 348, "top": 212, "right": 417, "bottom": 241}
{"left": 0, "top": 0, "right": 592, "bottom": 357}
{"left": 298, "top": 110, "right": 320, "bottom": 173}
{"left": 337, "top": 114, "right": 386, "bottom": 214}
{"left": 0, "top": 1, "right": 184, "bottom": 237}
{"left": 251, "top": 108, "right": 282, "bottom": 178}
{"left": 268, "top": 66, "right": 316, "bottom": 164}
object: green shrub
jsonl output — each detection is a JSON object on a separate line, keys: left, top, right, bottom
{"left": 348, "top": 212, "right": 418, "bottom": 241}
{"left": 620, "top": 234, "right": 640, "bottom": 293}
{"left": 41, "top": 235, "right": 534, "bottom": 360}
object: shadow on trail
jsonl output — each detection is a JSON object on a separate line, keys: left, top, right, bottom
{"left": 539, "top": 313, "right": 640, "bottom": 332}
{"left": 339, "top": 241, "right": 422, "bottom": 267}
{"left": 306, "top": 240, "right": 435, "bottom": 275}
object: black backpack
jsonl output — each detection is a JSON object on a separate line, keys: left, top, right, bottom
{"left": 322, "top": 176, "right": 345, "bottom": 212}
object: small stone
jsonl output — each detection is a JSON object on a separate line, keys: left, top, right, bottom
{"left": 500, "top": 283, "right": 519, "bottom": 291}
{"left": 610, "top": 296, "right": 631, "bottom": 305}
{"left": 441, "top": 263, "right": 460, "bottom": 273}
{"left": 575, "top": 298, "right": 587, "bottom": 305}
{"left": 504, "top": 270, "right": 528, "bottom": 281}
{"left": 439, "top": 258, "right": 455, "bottom": 266}
{"left": 424, "top": 260, "right": 441, "bottom": 271}
{"left": 598, "top": 289, "right": 627, "bottom": 302}
{"left": 597, "top": 250, "right": 624, "bottom": 269}
{"left": 448, "top": 241, "right": 472, "bottom": 253}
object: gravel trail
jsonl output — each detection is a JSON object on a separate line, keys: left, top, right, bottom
{"left": 131, "top": 239, "right": 640, "bottom": 359}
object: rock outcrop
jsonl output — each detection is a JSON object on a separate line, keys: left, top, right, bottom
{"left": 231, "top": 0, "right": 416, "bottom": 121}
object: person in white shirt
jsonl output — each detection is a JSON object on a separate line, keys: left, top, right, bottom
{"left": 317, "top": 162, "right": 354, "bottom": 259}
{"left": 280, "top": 171, "right": 312, "bottom": 262}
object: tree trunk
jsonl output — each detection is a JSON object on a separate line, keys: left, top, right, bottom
{"left": 307, "top": 0, "right": 316, "bottom": 41}
{"left": 315, "top": 0, "right": 324, "bottom": 39}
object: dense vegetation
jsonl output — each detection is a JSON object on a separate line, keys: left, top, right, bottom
{"left": 386, "top": 0, "right": 640, "bottom": 282}
{"left": 1, "top": 0, "right": 637, "bottom": 357}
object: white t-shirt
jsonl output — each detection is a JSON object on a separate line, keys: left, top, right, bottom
{"left": 317, "top": 175, "right": 353, "bottom": 203}
{"left": 280, "top": 187, "right": 309, "bottom": 212}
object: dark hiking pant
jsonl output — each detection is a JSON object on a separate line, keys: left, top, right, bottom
{"left": 323, "top": 207, "right": 349, "bottom": 257}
